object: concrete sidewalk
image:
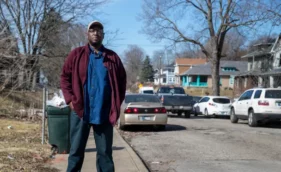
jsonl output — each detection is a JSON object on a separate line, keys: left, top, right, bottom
{"left": 50, "top": 128, "right": 148, "bottom": 172}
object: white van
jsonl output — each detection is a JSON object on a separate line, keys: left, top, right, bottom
{"left": 139, "top": 87, "right": 154, "bottom": 94}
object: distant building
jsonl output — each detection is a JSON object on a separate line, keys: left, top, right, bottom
{"left": 180, "top": 61, "right": 247, "bottom": 88}
{"left": 154, "top": 64, "right": 176, "bottom": 85}
{"left": 234, "top": 34, "right": 281, "bottom": 96}
{"left": 174, "top": 58, "right": 207, "bottom": 85}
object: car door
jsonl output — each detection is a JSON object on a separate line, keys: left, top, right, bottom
{"left": 236, "top": 90, "right": 254, "bottom": 116}
{"left": 241, "top": 90, "right": 254, "bottom": 115}
{"left": 236, "top": 91, "right": 248, "bottom": 115}
{"left": 200, "top": 97, "right": 210, "bottom": 113}
{"left": 195, "top": 97, "right": 205, "bottom": 114}
{"left": 197, "top": 97, "right": 209, "bottom": 114}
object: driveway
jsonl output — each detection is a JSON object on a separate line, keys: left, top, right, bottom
{"left": 119, "top": 115, "right": 281, "bottom": 172}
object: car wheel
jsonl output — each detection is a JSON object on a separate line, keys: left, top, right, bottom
{"left": 194, "top": 112, "right": 198, "bottom": 116}
{"left": 177, "top": 112, "right": 182, "bottom": 117}
{"left": 230, "top": 108, "right": 238, "bottom": 123}
{"left": 156, "top": 125, "right": 166, "bottom": 131}
{"left": 204, "top": 108, "right": 209, "bottom": 117}
{"left": 118, "top": 119, "right": 125, "bottom": 130}
{"left": 184, "top": 111, "right": 191, "bottom": 118}
{"left": 248, "top": 109, "right": 258, "bottom": 127}
{"left": 194, "top": 108, "right": 198, "bottom": 116}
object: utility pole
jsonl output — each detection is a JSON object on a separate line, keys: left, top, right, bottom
{"left": 159, "top": 56, "right": 162, "bottom": 86}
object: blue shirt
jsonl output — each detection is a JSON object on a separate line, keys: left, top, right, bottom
{"left": 83, "top": 46, "right": 111, "bottom": 124}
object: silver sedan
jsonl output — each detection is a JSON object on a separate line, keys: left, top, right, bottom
{"left": 117, "top": 94, "right": 168, "bottom": 130}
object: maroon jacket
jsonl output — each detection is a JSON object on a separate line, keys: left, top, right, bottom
{"left": 60, "top": 44, "right": 127, "bottom": 125}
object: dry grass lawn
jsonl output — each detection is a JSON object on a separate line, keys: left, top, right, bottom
{"left": 184, "top": 87, "right": 234, "bottom": 98}
{"left": 0, "top": 119, "right": 59, "bottom": 172}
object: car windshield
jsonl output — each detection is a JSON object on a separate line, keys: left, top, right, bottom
{"left": 265, "top": 90, "right": 281, "bottom": 99}
{"left": 213, "top": 98, "right": 230, "bottom": 104}
{"left": 159, "top": 87, "right": 185, "bottom": 94}
{"left": 143, "top": 90, "right": 154, "bottom": 94}
{"left": 125, "top": 95, "right": 160, "bottom": 103}
{"left": 193, "top": 96, "right": 202, "bottom": 102}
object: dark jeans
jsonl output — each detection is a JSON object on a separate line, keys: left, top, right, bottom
{"left": 67, "top": 111, "right": 114, "bottom": 172}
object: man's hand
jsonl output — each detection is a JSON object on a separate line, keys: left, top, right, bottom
{"left": 69, "top": 102, "right": 74, "bottom": 110}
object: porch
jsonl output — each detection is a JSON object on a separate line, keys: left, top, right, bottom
{"left": 181, "top": 75, "right": 208, "bottom": 87}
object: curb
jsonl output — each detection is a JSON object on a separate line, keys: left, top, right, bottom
{"left": 113, "top": 128, "right": 149, "bottom": 172}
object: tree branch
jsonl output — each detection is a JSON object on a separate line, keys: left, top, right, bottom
{"left": 158, "top": 11, "right": 210, "bottom": 57}
{"left": 186, "top": 0, "right": 208, "bottom": 18}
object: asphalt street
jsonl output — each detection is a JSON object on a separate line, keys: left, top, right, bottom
{"left": 119, "top": 115, "right": 281, "bottom": 172}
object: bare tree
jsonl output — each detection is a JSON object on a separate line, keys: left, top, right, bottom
{"left": 175, "top": 43, "right": 201, "bottom": 58}
{"left": 123, "top": 45, "right": 145, "bottom": 87}
{"left": 267, "top": 0, "right": 281, "bottom": 25}
{"left": 222, "top": 30, "right": 246, "bottom": 60}
{"left": 0, "top": 21, "right": 24, "bottom": 92}
{"left": 152, "top": 50, "right": 165, "bottom": 70}
{"left": 39, "top": 23, "right": 87, "bottom": 88}
{"left": 140, "top": 0, "right": 276, "bottom": 95}
{"left": 0, "top": 0, "right": 108, "bottom": 90}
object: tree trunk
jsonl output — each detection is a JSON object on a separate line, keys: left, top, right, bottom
{"left": 210, "top": 37, "right": 220, "bottom": 96}
{"left": 211, "top": 57, "right": 220, "bottom": 96}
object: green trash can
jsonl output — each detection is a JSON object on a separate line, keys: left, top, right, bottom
{"left": 47, "top": 105, "right": 71, "bottom": 154}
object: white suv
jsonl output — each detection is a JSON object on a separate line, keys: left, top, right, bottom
{"left": 230, "top": 88, "right": 281, "bottom": 127}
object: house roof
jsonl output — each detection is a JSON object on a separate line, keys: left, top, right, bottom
{"left": 271, "top": 34, "right": 281, "bottom": 52}
{"left": 241, "top": 44, "right": 273, "bottom": 58}
{"left": 175, "top": 58, "right": 207, "bottom": 65}
{"left": 235, "top": 70, "right": 262, "bottom": 77}
{"left": 180, "top": 61, "right": 247, "bottom": 76}
{"left": 163, "top": 63, "right": 174, "bottom": 69}
{"left": 261, "top": 68, "right": 281, "bottom": 76}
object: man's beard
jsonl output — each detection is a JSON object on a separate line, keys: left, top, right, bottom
{"left": 89, "top": 40, "right": 102, "bottom": 47}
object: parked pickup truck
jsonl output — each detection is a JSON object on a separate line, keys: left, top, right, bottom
{"left": 156, "top": 86, "right": 193, "bottom": 118}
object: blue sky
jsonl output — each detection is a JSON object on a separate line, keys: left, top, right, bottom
{"left": 85, "top": 0, "right": 280, "bottom": 58}
{"left": 94, "top": 0, "right": 165, "bottom": 57}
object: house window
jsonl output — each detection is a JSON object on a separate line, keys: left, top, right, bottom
{"left": 163, "top": 78, "right": 166, "bottom": 83}
{"left": 200, "top": 76, "right": 208, "bottom": 82}
{"left": 168, "top": 69, "right": 174, "bottom": 73}
{"left": 229, "top": 76, "right": 234, "bottom": 85}
{"left": 222, "top": 67, "right": 237, "bottom": 71}
{"left": 169, "top": 78, "right": 172, "bottom": 82}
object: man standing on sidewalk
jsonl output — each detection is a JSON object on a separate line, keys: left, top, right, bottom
{"left": 60, "top": 21, "right": 127, "bottom": 172}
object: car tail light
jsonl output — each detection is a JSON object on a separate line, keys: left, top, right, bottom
{"left": 209, "top": 103, "right": 217, "bottom": 107}
{"left": 133, "top": 108, "right": 138, "bottom": 113}
{"left": 154, "top": 107, "right": 167, "bottom": 113}
{"left": 124, "top": 108, "right": 132, "bottom": 113}
{"left": 258, "top": 100, "right": 269, "bottom": 106}
{"left": 161, "top": 107, "right": 167, "bottom": 113}
{"left": 124, "top": 108, "right": 139, "bottom": 113}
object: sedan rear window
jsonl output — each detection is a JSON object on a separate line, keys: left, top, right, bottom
{"left": 158, "top": 87, "right": 185, "bottom": 94}
{"left": 125, "top": 95, "right": 160, "bottom": 103}
{"left": 213, "top": 98, "right": 230, "bottom": 104}
{"left": 265, "top": 90, "right": 281, "bottom": 99}
{"left": 143, "top": 90, "right": 154, "bottom": 94}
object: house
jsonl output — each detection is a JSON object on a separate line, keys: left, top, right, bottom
{"left": 154, "top": 64, "right": 176, "bottom": 85}
{"left": 180, "top": 61, "right": 247, "bottom": 88}
{"left": 234, "top": 34, "right": 281, "bottom": 96}
{"left": 174, "top": 58, "right": 207, "bottom": 85}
